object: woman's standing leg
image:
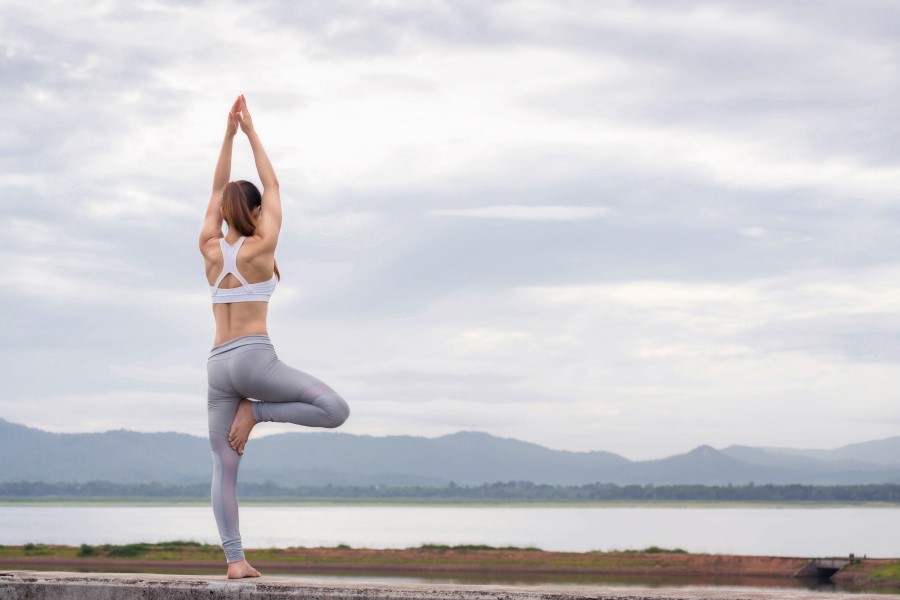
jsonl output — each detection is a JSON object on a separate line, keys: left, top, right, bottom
{"left": 207, "top": 355, "right": 255, "bottom": 572}
{"left": 208, "top": 429, "right": 244, "bottom": 562}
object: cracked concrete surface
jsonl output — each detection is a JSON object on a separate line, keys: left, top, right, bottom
{"left": 0, "top": 570, "right": 897, "bottom": 600}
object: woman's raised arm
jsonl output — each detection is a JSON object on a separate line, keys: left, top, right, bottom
{"left": 236, "top": 95, "right": 282, "bottom": 249}
{"left": 198, "top": 97, "right": 241, "bottom": 249}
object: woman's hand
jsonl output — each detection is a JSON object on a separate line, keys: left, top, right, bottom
{"left": 235, "top": 94, "right": 255, "bottom": 134}
{"left": 225, "top": 96, "right": 240, "bottom": 138}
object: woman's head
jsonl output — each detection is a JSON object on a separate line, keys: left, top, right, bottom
{"left": 221, "top": 180, "right": 262, "bottom": 236}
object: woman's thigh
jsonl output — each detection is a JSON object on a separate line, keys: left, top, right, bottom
{"left": 233, "top": 346, "right": 336, "bottom": 404}
{"left": 207, "top": 358, "right": 243, "bottom": 438}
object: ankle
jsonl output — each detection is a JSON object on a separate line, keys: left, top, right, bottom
{"left": 248, "top": 401, "right": 260, "bottom": 424}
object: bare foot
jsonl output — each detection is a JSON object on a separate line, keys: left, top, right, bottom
{"left": 226, "top": 558, "right": 261, "bottom": 578}
{"left": 228, "top": 398, "right": 257, "bottom": 455}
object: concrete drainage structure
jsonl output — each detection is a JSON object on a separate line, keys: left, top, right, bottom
{"left": 794, "top": 559, "right": 852, "bottom": 581}
{"left": 1, "top": 570, "right": 898, "bottom": 600}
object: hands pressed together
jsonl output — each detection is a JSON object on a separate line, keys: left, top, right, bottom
{"left": 216, "top": 93, "right": 277, "bottom": 190}
{"left": 226, "top": 94, "right": 254, "bottom": 137}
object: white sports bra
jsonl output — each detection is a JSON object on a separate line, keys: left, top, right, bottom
{"left": 209, "top": 236, "right": 277, "bottom": 303}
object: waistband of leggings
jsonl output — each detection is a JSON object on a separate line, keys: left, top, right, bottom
{"left": 209, "top": 334, "right": 274, "bottom": 358}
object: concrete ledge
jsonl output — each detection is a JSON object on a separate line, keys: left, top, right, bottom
{"left": 1, "top": 570, "right": 898, "bottom": 600}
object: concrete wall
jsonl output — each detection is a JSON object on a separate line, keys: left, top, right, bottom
{"left": 1, "top": 570, "right": 898, "bottom": 600}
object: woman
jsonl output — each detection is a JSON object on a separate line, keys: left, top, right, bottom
{"left": 198, "top": 94, "right": 351, "bottom": 579}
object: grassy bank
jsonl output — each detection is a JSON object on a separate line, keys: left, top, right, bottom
{"left": 2, "top": 542, "right": 898, "bottom": 591}
{"left": 0, "top": 540, "right": 759, "bottom": 569}
{"left": 0, "top": 541, "right": 703, "bottom": 571}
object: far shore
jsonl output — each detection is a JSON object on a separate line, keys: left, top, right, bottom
{"left": 2, "top": 498, "right": 900, "bottom": 508}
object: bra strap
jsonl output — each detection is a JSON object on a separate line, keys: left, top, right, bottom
{"left": 211, "top": 237, "right": 253, "bottom": 294}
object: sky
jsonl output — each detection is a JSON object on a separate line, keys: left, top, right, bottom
{"left": 2, "top": 0, "right": 900, "bottom": 461}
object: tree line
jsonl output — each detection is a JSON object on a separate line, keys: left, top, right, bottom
{"left": 2, "top": 480, "right": 900, "bottom": 501}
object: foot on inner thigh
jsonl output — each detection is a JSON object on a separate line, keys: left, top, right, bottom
{"left": 227, "top": 558, "right": 261, "bottom": 578}
{"left": 228, "top": 398, "right": 257, "bottom": 455}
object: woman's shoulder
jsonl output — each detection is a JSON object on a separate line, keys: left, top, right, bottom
{"left": 199, "top": 233, "right": 225, "bottom": 260}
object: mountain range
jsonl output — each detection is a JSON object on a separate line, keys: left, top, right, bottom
{"left": 1, "top": 417, "right": 898, "bottom": 486}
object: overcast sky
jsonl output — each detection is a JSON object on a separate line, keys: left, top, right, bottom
{"left": 3, "top": 0, "right": 900, "bottom": 460}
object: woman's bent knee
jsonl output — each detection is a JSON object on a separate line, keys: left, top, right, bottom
{"left": 320, "top": 393, "right": 350, "bottom": 428}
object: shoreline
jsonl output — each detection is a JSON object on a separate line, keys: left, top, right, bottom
{"left": 1, "top": 544, "right": 898, "bottom": 592}
{"left": 3, "top": 571, "right": 892, "bottom": 600}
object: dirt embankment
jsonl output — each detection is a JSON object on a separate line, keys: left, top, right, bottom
{"left": 0, "top": 548, "right": 808, "bottom": 576}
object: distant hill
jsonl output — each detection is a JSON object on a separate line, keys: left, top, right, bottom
{"left": 1, "top": 418, "right": 898, "bottom": 486}
{"left": 719, "top": 445, "right": 890, "bottom": 472}
{"left": 753, "top": 437, "right": 900, "bottom": 466}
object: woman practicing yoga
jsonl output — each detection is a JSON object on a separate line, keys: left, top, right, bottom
{"left": 198, "top": 95, "right": 351, "bottom": 579}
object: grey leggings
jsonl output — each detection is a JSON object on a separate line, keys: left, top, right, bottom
{"left": 207, "top": 334, "right": 350, "bottom": 563}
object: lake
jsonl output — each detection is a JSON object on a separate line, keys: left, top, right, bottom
{"left": 1, "top": 505, "right": 898, "bottom": 558}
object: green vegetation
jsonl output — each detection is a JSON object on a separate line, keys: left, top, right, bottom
{"left": 0, "top": 541, "right": 709, "bottom": 571}
{"left": 639, "top": 546, "right": 688, "bottom": 554}
{"left": 0, "top": 541, "right": 823, "bottom": 584}
{"left": 157, "top": 540, "right": 204, "bottom": 551}
{"left": 105, "top": 543, "right": 152, "bottom": 557}
{"left": 1, "top": 481, "right": 900, "bottom": 504}
{"left": 417, "top": 544, "right": 543, "bottom": 552}
{"left": 835, "top": 559, "right": 900, "bottom": 590}
{"left": 21, "top": 543, "right": 54, "bottom": 556}
{"left": 869, "top": 562, "right": 900, "bottom": 581}
{"left": 0, "top": 541, "right": 671, "bottom": 559}
{"left": 0, "top": 541, "right": 221, "bottom": 562}
{"left": 599, "top": 546, "right": 688, "bottom": 554}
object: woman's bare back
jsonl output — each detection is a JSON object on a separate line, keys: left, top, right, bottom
{"left": 202, "top": 233, "right": 276, "bottom": 346}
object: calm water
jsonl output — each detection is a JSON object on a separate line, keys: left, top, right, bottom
{"left": 1, "top": 505, "right": 898, "bottom": 558}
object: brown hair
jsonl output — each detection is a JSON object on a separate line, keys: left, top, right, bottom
{"left": 221, "top": 180, "right": 281, "bottom": 281}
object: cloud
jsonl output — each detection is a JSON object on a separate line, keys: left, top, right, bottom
{"left": 3, "top": 0, "right": 900, "bottom": 459}
{"left": 739, "top": 226, "right": 766, "bottom": 238}
{"left": 428, "top": 205, "right": 610, "bottom": 221}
